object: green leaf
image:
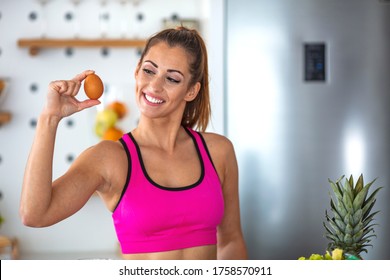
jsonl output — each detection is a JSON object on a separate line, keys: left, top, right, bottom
{"left": 344, "top": 213, "right": 353, "bottom": 226}
{"left": 343, "top": 191, "right": 354, "bottom": 213}
{"left": 360, "top": 235, "right": 376, "bottom": 245}
{"left": 363, "top": 211, "right": 380, "bottom": 226}
{"left": 335, "top": 175, "right": 345, "bottom": 185}
{"left": 338, "top": 202, "right": 348, "bottom": 219}
{"left": 352, "top": 209, "right": 363, "bottom": 226}
{"left": 335, "top": 217, "right": 345, "bottom": 231}
{"left": 345, "top": 224, "right": 354, "bottom": 235}
{"left": 344, "top": 233, "right": 353, "bottom": 245}
{"left": 361, "top": 227, "right": 376, "bottom": 240}
{"left": 362, "top": 216, "right": 374, "bottom": 229}
{"left": 348, "top": 175, "right": 354, "bottom": 192}
{"left": 330, "top": 199, "right": 343, "bottom": 217}
{"left": 329, "top": 179, "right": 343, "bottom": 202}
{"left": 362, "top": 187, "right": 383, "bottom": 211}
{"left": 344, "top": 178, "right": 355, "bottom": 204}
{"left": 352, "top": 229, "right": 363, "bottom": 242}
{"left": 362, "top": 199, "right": 377, "bottom": 220}
{"left": 353, "top": 221, "right": 363, "bottom": 235}
{"left": 325, "top": 233, "right": 340, "bottom": 243}
{"left": 326, "top": 215, "right": 344, "bottom": 241}
{"left": 324, "top": 221, "right": 337, "bottom": 236}
{"left": 353, "top": 178, "right": 378, "bottom": 212}
{"left": 354, "top": 174, "right": 364, "bottom": 195}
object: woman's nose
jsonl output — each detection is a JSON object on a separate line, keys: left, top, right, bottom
{"left": 150, "top": 76, "right": 164, "bottom": 92}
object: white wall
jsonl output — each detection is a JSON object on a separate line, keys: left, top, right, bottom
{"left": 0, "top": 0, "right": 224, "bottom": 258}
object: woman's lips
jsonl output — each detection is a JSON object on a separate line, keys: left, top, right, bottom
{"left": 144, "top": 93, "right": 164, "bottom": 104}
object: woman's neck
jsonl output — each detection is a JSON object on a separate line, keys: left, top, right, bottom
{"left": 132, "top": 118, "right": 186, "bottom": 154}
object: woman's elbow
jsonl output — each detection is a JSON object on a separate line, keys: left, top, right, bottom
{"left": 19, "top": 205, "right": 45, "bottom": 228}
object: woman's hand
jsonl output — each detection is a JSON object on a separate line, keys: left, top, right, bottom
{"left": 42, "top": 70, "right": 101, "bottom": 121}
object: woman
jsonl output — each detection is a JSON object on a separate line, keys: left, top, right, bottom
{"left": 20, "top": 27, "right": 247, "bottom": 260}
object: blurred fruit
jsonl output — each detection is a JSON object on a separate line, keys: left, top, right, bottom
{"left": 95, "top": 109, "right": 118, "bottom": 138}
{"left": 102, "top": 126, "right": 124, "bottom": 141}
{"left": 107, "top": 101, "right": 128, "bottom": 119}
{"left": 331, "top": 248, "right": 343, "bottom": 260}
{"left": 84, "top": 73, "right": 104, "bottom": 100}
{"left": 94, "top": 122, "right": 106, "bottom": 138}
{"left": 0, "top": 80, "right": 5, "bottom": 92}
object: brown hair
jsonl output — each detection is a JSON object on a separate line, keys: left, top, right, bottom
{"left": 137, "top": 26, "right": 210, "bottom": 132}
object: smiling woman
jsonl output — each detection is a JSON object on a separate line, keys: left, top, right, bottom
{"left": 20, "top": 27, "right": 247, "bottom": 260}
{"left": 135, "top": 42, "right": 200, "bottom": 123}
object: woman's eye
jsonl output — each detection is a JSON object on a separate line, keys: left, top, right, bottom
{"left": 142, "top": 68, "right": 154, "bottom": 75}
{"left": 167, "top": 77, "right": 180, "bottom": 84}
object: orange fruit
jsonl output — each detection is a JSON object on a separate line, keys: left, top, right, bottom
{"left": 107, "top": 101, "right": 128, "bottom": 119}
{"left": 84, "top": 73, "right": 104, "bottom": 100}
{"left": 102, "top": 126, "right": 124, "bottom": 141}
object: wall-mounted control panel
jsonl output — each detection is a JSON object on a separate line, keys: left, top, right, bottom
{"left": 304, "top": 43, "right": 326, "bottom": 82}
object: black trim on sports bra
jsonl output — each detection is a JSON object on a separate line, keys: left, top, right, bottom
{"left": 129, "top": 128, "right": 205, "bottom": 191}
{"left": 112, "top": 137, "right": 132, "bottom": 213}
{"left": 195, "top": 131, "right": 219, "bottom": 174}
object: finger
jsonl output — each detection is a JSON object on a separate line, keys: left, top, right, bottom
{"left": 49, "top": 80, "right": 69, "bottom": 94}
{"left": 49, "top": 80, "right": 81, "bottom": 99}
{"left": 67, "top": 80, "right": 82, "bottom": 97}
{"left": 72, "top": 69, "right": 95, "bottom": 83}
{"left": 77, "top": 99, "right": 101, "bottom": 111}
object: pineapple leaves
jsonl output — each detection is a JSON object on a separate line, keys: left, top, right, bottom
{"left": 352, "top": 229, "right": 363, "bottom": 242}
{"left": 352, "top": 209, "right": 363, "bottom": 225}
{"left": 343, "top": 233, "right": 353, "bottom": 245}
{"left": 342, "top": 191, "right": 354, "bottom": 213}
{"left": 348, "top": 175, "right": 354, "bottom": 192}
{"left": 324, "top": 174, "right": 382, "bottom": 258}
{"left": 330, "top": 199, "right": 346, "bottom": 220}
{"left": 363, "top": 211, "right": 380, "bottom": 227}
{"left": 354, "top": 174, "right": 364, "bottom": 195}
{"left": 352, "top": 177, "right": 378, "bottom": 212}
{"left": 343, "top": 178, "right": 355, "bottom": 207}
{"left": 329, "top": 179, "right": 343, "bottom": 202}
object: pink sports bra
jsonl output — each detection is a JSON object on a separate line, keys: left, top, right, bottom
{"left": 112, "top": 127, "right": 224, "bottom": 254}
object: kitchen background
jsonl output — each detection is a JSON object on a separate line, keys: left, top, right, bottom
{"left": 0, "top": 0, "right": 389, "bottom": 260}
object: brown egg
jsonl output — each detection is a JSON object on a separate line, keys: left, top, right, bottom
{"left": 84, "top": 73, "right": 104, "bottom": 100}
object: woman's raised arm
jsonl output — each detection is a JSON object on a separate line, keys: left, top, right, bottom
{"left": 20, "top": 70, "right": 101, "bottom": 227}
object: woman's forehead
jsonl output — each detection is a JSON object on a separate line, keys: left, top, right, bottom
{"left": 143, "top": 42, "right": 191, "bottom": 71}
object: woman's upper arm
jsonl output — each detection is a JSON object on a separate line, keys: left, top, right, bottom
{"left": 41, "top": 142, "right": 112, "bottom": 226}
{"left": 203, "top": 134, "right": 247, "bottom": 259}
{"left": 218, "top": 140, "right": 246, "bottom": 244}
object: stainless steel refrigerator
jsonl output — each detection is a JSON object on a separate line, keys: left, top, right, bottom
{"left": 225, "top": 0, "right": 390, "bottom": 259}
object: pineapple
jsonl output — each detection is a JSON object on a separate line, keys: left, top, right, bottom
{"left": 324, "top": 174, "right": 382, "bottom": 259}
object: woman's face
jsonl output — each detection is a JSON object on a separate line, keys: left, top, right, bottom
{"left": 135, "top": 42, "right": 199, "bottom": 121}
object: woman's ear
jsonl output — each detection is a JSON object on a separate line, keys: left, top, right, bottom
{"left": 184, "top": 82, "right": 201, "bottom": 102}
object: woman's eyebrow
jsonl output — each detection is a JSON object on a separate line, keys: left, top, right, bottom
{"left": 144, "top": 60, "right": 184, "bottom": 77}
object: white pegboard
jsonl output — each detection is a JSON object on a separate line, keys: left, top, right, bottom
{"left": 0, "top": 0, "right": 220, "bottom": 257}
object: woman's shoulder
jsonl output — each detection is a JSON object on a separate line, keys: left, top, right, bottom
{"left": 198, "top": 131, "right": 235, "bottom": 154}
{"left": 86, "top": 139, "right": 125, "bottom": 155}
{"left": 197, "top": 131, "right": 237, "bottom": 185}
{"left": 199, "top": 131, "right": 233, "bottom": 144}
{"left": 78, "top": 139, "right": 127, "bottom": 167}
{"left": 82, "top": 139, "right": 128, "bottom": 197}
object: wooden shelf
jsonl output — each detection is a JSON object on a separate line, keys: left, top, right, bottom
{"left": 0, "top": 112, "right": 11, "bottom": 125}
{"left": 17, "top": 38, "right": 147, "bottom": 56}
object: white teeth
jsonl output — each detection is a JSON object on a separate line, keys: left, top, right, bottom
{"left": 145, "top": 94, "right": 164, "bottom": 104}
